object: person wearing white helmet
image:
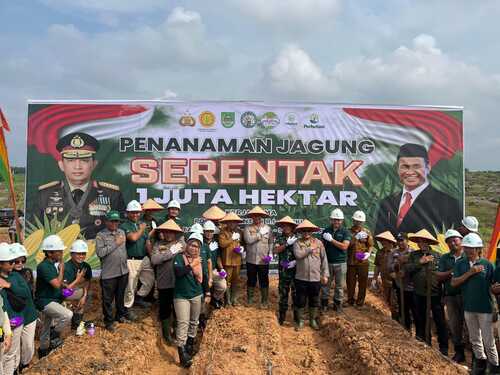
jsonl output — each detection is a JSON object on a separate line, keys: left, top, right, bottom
{"left": 0, "top": 289, "right": 13, "bottom": 371}
{"left": 35, "top": 235, "right": 73, "bottom": 358}
{"left": 173, "top": 232, "right": 205, "bottom": 368}
{"left": 453, "top": 233, "right": 498, "bottom": 373}
{"left": 120, "top": 200, "right": 155, "bottom": 309}
{"left": 436, "top": 229, "right": 465, "bottom": 363}
{"left": 320, "top": 208, "right": 352, "bottom": 313}
{"left": 62, "top": 239, "right": 92, "bottom": 332}
{"left": 202, "top": 221, "right": 226, "bottom": 310}
{"left": 346, "top": 210, "right": 373, "bottom": 307}
{"left": 459, "top": 216, "right": 479, "bottom": 236}
{"left": 166, "top": 200, "right": 181, "bottom": 221}
{"left": 0, "top": 242, "right": 38, "bottom": 374}
{"left": 196, "top": 223, "right": 214, "bottom": 330}
{"left": 5, "top": 243, "right": 37, "bottom": 372}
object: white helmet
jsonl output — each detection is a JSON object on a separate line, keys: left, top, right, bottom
{"left": 462, "top": 216, "right": 479, "bottom": 232}
{"left": 10, "top": 243, "right": 28, "bottom": 258}
{"left": 126, "top": 200, "right": 143, "bottom": 212}
{"left": 462, "top": 233, "right": 483, "bottom": 248}
{"left": 167, "top": 200, "right": 181, "bottom": 209}
{"left": 352, "top": 210, "right": 366, "bottom": 222}
{"left": 41, "top": 235, "right": 66, "bottom": 251}
{"left": 444, "top": 229, "right": 463, "bottom": 241}
{"left": 0, "top": 243, "right": 17, "bottom": 262}
{"left": 70, "top": 239, "right": 88, "bottom": 253}
{"left": 188, "top": 232, "right": 203, "bottom": 243}
{"left": 203, "top": 220, "right": 216, "bottom": 232}
{"left": 330, "top": 208, "right": 344, "bottom": 220}
{"left": 189, "top": 223, "right": 203, "bottom": 234}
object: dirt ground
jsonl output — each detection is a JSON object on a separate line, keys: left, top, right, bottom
{"left": 22, "top": 277, "right": 467, "bottom": 375}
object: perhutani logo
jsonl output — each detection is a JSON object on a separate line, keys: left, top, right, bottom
{"left": 179, "top": 111, "right": 196, "bottom": 127}
{"left": 304, "top": 113, "right": 324, "bottom": 129}
{"left": 221, "top": 112, "right": 235, "bottom": 128}
{"left": 284, "top": 112, "right": 299, "bottom": 126}
{"left": 240, "top": 111, "right": 258, "bottom": 128}
{"left": 259, "top": 112, "right": 280, "bottom": 129}
{"left": 310, "top": 113, "right": 319, "bottom": 124}
{"left": 199, "top": 111, "right": 216, "bottom": 128}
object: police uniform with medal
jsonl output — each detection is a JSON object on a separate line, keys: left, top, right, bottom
{"left": 36, "top": 132, "right": 126, "bottom": 239}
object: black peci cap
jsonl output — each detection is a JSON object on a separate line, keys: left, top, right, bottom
{"left": 397, "top": 143, "right": 428, "bottom": 162}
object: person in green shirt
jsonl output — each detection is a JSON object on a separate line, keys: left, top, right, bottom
{"left": 63, "top": 240, "right": 92, "bottom": 331}
{"left": 453, "top": 233, "right": 498, "bottom": 374}
{"left": 0, "top": 243, "right": 38, "bottom": 374}
{"left": 407, "top": 229, "right": 448, "bottom": 356}
{"left": 320, "top": 208, "right": 351, "bottom": 313}
{"left": 120, "top": 199, "right": 154, "bottom": 309}
{"left": 436, "top": 229, "right": 465, "bottom": 364}
{"left": 34, "top": 235, "right": 73, "bottom": 358}
{"left": 173, "top": 232, "right": 205, "bottom": 368}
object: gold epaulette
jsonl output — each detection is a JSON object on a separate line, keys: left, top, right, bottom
{"left": 38, "top": 181, "right": 60, "bottom": 190}
{"left": 98, "top": 181, "right": 120, "bottom": 191}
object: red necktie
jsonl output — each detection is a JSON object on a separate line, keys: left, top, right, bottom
{"left": 397, "top": 192, "right": 412, "bottom": 227}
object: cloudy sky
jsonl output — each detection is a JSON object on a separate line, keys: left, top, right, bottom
{"left": 1, "top": 0, "right": 499, "bottom": 170}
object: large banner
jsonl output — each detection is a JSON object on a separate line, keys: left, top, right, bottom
{"left": 25, "top": 102, "right": 464, "bottom": 268}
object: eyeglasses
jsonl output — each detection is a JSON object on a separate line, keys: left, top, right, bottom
{"left": 1, "top": 260, "right": 15, "bottom": 265}
{"left": 14, "top": 259, "right": 26, "bottom": 265}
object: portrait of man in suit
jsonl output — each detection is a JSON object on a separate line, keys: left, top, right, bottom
{"left": 375, "top": 143, "right": 462, "bottom": 236}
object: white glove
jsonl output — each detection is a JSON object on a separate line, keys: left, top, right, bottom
{"left": 170, "top": 243, "right": 183, "bottom": 255}
{"left": 240, "top": 246, "right": 245, "bottom": 253}
{"left": 259, "top": 226, "right": 269, "bottom": 236}
{"left": 232, "top": 232, "right": 240, "bottom": 241}
{"left": 151, "top": 221, "right": 157, "bottom": 229}
{"left": 287, "top": 260, "right": 296, "bottom": 269}
{"left": 209, "top": 241, "right": 218, "bottom": 251}
{"left": 286, "top": 236, "right": 297, "bottom": 246}
{"left": 362, "top": 252, "right": 370, "bottom": 261}
{"left": 323, "top": 232, "right": 334, "bottom": 242}
{"left": 355, "top": 231, "right": 368, "bottom": 241}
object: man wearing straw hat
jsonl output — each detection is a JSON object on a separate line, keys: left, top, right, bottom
{"left": 293, "top": 219, "right": 329, "bottom": 330}
{"left": 142, "top": 199, "right": 164, "bottom": 233}
{"left": 218, "top": 213, "right": 244, "bottom": 306}
{"left": 373, "top": 231, "right": 397, "bottom": 312}
{"left": 407, "top": 229, "right": 448, "bottom": 355}
{"left": 243, "top": 206, "right": 274, "bottom": 308}
{"left": 274, "top": 216, "right": 298, "bottom": 325}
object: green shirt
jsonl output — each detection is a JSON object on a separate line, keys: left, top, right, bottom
{"left": 173, "top": 254, "right": 203, "bottom": 300}
{"left": 35, "top": 258, "right": 63, "bottom": 309}
{"left": 321, "top": 226, "right": 352, "bottom": 264}
{"left": 276, "top": 234, "right": 296, "bottom": 277}
{"left": 438, "top": 252, "right": 463, "bottom": 296}
{"left": 407, "top": 250, "right": 442, "bottom": 297}
{"left": 63, "top": 260, "right": 92, "bottom": 284}
{"left": 1, "top": 272, "right": 38, "bottom": 325}
{"left": 120, "top": 219, "right": 148, "bottom": 258}
{"left": 454, "top": 257, "right": 494, "bottom": 313}
{"left": 206, "top": 240, "right": 220, "bottom": 268}
{"left": 200, "top": 243, "right": 210, "bottom": 279}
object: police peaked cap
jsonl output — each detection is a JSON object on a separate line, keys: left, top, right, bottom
{"left": 56, "top": 132, "right": 100, "bottom": 153}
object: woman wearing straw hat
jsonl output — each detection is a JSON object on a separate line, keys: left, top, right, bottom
{"left": 173, "top": 232, "right": 205, "bottom": 368}
{"left": 243, "top": 206, "right": 274, "bottom": 308}
{"left": 274, "top": 216, "right": 298, "bottom": 325}
{"left": 218, "top": 213, "right": 244, "bottom": 306}
{"left": 373, "top": 231, "right": 397, "bottom": 308}
{"left": 150, "top": 219, "right": 185, "bottom": 345}
{"left": 293, "top": 220, "right": 329, "bottom": 330}
{"left": 407, "top": 229, "right": 448, "bottom": 355}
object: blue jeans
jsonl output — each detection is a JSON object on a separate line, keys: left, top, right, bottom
{"left": 321, "top": 262, "right": 347, "bottom": 305}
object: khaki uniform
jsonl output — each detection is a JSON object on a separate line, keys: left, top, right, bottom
{"left": 346, "top": 227, "right": 374, "bottom": 305}
{"left": 243, "top": 224, "right": 273, "bottom": 265}
{"left": 218, "top": 229, "right": 243, "bottom": 289}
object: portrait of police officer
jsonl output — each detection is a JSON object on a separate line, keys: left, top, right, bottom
{"left": 36, "top": 132, "right": 126, "bottom": 239}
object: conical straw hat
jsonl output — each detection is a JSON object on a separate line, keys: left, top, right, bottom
{"left": 295, "top": 219, "right": 319, "bottom": 232}
{"left": 408, "top": 229, "right": 439, "bottom": 245}
{"left": 142, "top": 199, "right": 164, "bottom": 211}
{"left": 202, "top": 205, "right": 226, "bottom": 221}
{"left": 220, "top": 212, "right": 243, "bottom": 223}
{"left": 246, "top": 206, "right": 270, "bottom": 217}
{"left": 154, "top": 219, "right": 183, "bottom": 233}
{"left": 375, "top": 231, "right": 397, "bottom": 244}
{"left": 276, "top": 216, "right": 297, "bottom": 226}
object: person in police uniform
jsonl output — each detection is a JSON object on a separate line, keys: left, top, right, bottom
{"left": 36, "top": 132, "right": 126, "bottom": 239}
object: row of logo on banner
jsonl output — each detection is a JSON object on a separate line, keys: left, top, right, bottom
{"left": 178, "top": 111, "right": 324, "bottom": 129}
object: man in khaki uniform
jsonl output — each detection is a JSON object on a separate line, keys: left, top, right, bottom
{"left": 218, "top": 213, "right": 244, "bottom": 306}
{"left": 346, "top": 210, "right": 374, "bottom": 307}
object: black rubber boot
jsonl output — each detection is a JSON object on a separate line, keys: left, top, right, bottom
{"left": 49, "top": 330, "right": 63, "bottom": 350}
{"left": 488, "top": 362, "right": 500, "bottom": 375}
{"left": 178, "top": 346, "right": 193, "bottom": 368}
{"left": 134, "top": 295, "right": 152, "bottom": 308}
{"left": 334, "top": 301, "right": 343, "bottom": 314}
{"left": 295, "top": 308, "right": 305, "bottom": 330}
{"left": 320, "top": 299, "right": 328, "bottom": 313}
{"left": 185, "top": 336, "right": 197, "bottom": 356}
{"left": 71, "top": 313, "right": 83, "bottom": 330}
{"left": 38, "top": 347, "right": 51, "bottom": 359}
{"left": 472, "top": 357, "right": 487, "bottom": 375}
{"left": 451, "top": 345, "right": 465, "bottom": 363}
{"left": 278, "top": 310, "right": 287, "bottom": 325}
{"left": 161, "top": 318, "right": 173, "bottom": 344}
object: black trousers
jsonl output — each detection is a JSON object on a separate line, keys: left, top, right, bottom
{"left": 158, "top": 288, "right": 175, "bottom": 320}
{"left": 101, "top": 273, "right": 128, "bottom": 325}
{"left": 295, "top": 279, "right": 321, "bottom": 308}
{"left": 246, "top": 263, "right": 269, "bottom": 288}
{"left": 393, "top": 285, "right": 417, "bottom": 331}
{"left": 415, "top": 294, "right": 449, "bottom": 351}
